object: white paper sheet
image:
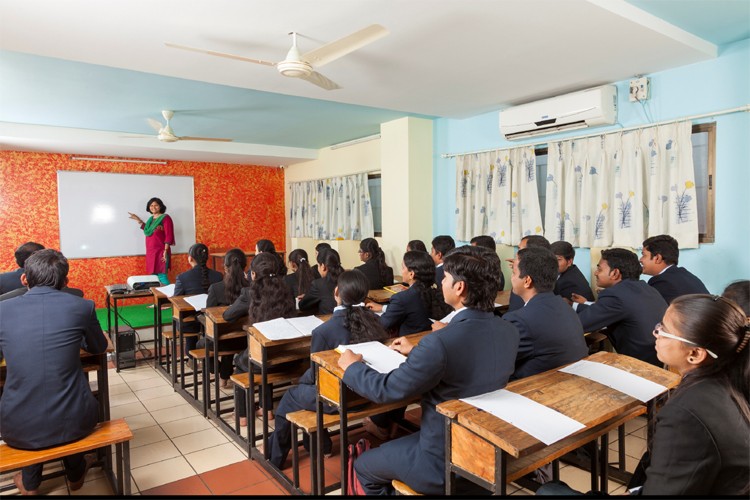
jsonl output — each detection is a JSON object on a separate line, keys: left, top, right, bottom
{"left": 336, "top": 340, "right": 407, "bottom": 373}
{"left": 154, "top": 283, "right": 175, "bottom": 297}
{"left": 254, "top": 317, "right": 307, "bottom": 341}
{"left": 184, "top": 293, "right": 207, "bottom": 311}
{"left": 287, "top": 315, "right": 324, "bottom": 336}
{"left": 560, "top": 360, "right": 668, "bottom": 402}
{"left": 461, "top": 389, "right": 585, "bottom": 445}
{"left": 440, "top": 310, "right": 458, "bottom": 323}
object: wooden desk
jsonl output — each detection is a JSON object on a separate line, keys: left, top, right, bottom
{"left": 203, "top": 306, "right": 248, "bottom": 431}
{"left": 168, "top": 295, "right": 199, "bottom": 387}
{"left": 104, "top": 285, "right": 153, "bottom": 372}
{"left": 311, "top": 330, "right": 430, "bottom": 494}
{"left": 437, "top": 351, "right": 681, "bottom": 495}
{"left": 150, "top": 287, "right": 172, "bottom": 374}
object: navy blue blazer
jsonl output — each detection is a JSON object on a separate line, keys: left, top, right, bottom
{"left": 342, "top": 309, "right": 519, "bottom": 494}
{"left": 379, "top": 284, "right": 432, "bottom": 335}
{"left": 648, "top": 265, "right": 709, "bottom": 304}
{"left": 355, "top": 259, "right": 394, "bottom": 290}
{"left": 502, "top": 291, "right": 587, "bottom": 380}
{"left": 575, "top": 280, "right": 667, "bottom": 366}
{"left": 554, "top": 264, "right": 595, "bottom": 301}
{"left": 174, "top": 265, "right": 222, "bottom": 296}
{"left": 298, "top": 310, "right": 352, "bottom": 386}
{"left": 206, "top": 281, "right": 230, "bottom": 307}
{"left": 223, "top": 286, "right": 250, "bottom": 322}
{"left": 508, "top": 290, "right": 524, "bottom": 312}
{"left": 0, "top": 268, "right": 23, "bottom": 295}
{"left": 434, "top": 264, "right": 445, "bottom": 288}
{"left": 298, "top": 276, "right": 337, "bottom": 315}
{"left": 0, "top": 287, "right": 108, "bottom": 449}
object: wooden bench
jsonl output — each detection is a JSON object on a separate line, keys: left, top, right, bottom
{"left": 286, "top": 399, "right": 419, "bottom": 495}
{"left": 188, "top": 349, "right": 209, "bottom": 416}
{"left": 392, "top": 479, "right": 422, "bottom": 495}
{"left": 0, "top": 419, "right": 134, "bottom": 495}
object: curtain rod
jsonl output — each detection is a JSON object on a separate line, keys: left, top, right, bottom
{"left": 440, "top": 104, "right": 750, "bottom": 159}
{"left": 286, "top": 169, "right": 381, "bottom": 184}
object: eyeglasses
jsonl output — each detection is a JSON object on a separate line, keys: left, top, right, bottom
{"left": 653, "top": 323, "right": 718, "bottom": 359}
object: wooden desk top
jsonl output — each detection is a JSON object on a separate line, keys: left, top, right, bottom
{"left": 243, "top": 314, "right": 333, "bottom": 348}
{"left": 311, "top": 329, "right": 431, "bottom": 379}
{"left": 437, "top": 351, "right": 680, "bottom": 458}
{"left": 495, "top": 290, "right": 511, "bottom": 308}
{"left": 168, "top": 295, "right": 198, "bottom": 312}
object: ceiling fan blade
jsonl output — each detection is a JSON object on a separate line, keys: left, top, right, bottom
{"left": 178, "top": 136, "right": 233, "bottom": 142}
{"left": 303, "top": 24, "right": 388, "bottom": 68}
{"left": 165, "top": 42, "right": 276, "bottom": 67}
{"left": 299, "top": 71, "right": 341, "bottom": 90}
{"left": 146, "top": 118, "right": 163, "bottom": 132}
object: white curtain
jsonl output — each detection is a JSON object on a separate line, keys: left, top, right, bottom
{"left": 288, "top": 173, "right": 374, "bottom": 240}
{"left": 456, "top": 146, "right": 543, "bottom": 245}
{"left": 544, "top": 121, "right": 698, "bottom": 249}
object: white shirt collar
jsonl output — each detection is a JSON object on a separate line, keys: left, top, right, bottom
{"left": 657, "top": 264, "right": 674, "bottom": 276}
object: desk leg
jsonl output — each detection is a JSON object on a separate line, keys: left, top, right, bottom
{"left": 444, "top": 417, "right": 455, "bottom": 495}
{"left": 314, "top": 364, "right": 326, "bottom": 495}
{"left": 153, "top": 299, "right": 159, "bottom": 370}
{"left": 213, "top": 337, "right": 221, "bottom": 417}
{"left": 113, "top": 296, "right": 120, "bottom": 373}
{"left": 261, "top": 350, "right": 270, "bottom": 460}
{"left": 600, "top": 433, "right": 609, "bottom": 493}
{"left": 588, "top": 440, "right": 598, "bottom": 492}
{"left": 179, "top": 328, "right": 186, "bottom": 390}
{"left": 171, "top": 319, "right": 178, "bottom": 386}
{"left": 494, "top": 448, "right": 507, "bottom": 496}
{"left": 248, "top": 366, "right": 257, "bottom": 456}
{"left": 338, "top": 379, "right": 348, "bottom": 496}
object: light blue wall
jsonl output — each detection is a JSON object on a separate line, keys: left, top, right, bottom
{"left": 433, "top": 38, "right": 750, "bottom": 294}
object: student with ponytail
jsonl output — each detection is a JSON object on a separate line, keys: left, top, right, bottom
{"left": 283, "top": 249, "right": 314, "bottom": 298}
{"left": 256, "top": 238, "right": 287, "bottom": 276}
{"left": 232, "top": 252, "right": 296, "bottom": 426}
{"left": 298, "top": 248, "right": 343, "bottom": 315}
{"left": 267, "top": 269, "right": 389, "bottom": 468}
{"left": 540, "top": 293, "right": 750, "bottom": 496}
{"left": 174, "top": 243, "right": 222, "bottom": 352}
{"left": 356, "top": 237, "right": 394, "bottom": 290}
{"left": 200, "top": 249, "right": 249, "bottom": 387}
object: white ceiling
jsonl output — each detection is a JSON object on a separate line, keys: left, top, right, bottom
{"left": 1, "top": 0, "right": 745, "bottom": 166}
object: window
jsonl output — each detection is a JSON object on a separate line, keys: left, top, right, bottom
{"left": 367, "top": 173, "right": 382, "bottom": 237}
{"left": 535, "top": 147, "right": 548, "bottom": 224}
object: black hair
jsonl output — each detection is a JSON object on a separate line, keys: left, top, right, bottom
{"left": 516, "top": 247, "right": 558, "bottom": 293}
{"left": 289, "top": 249, "right": 314, "bottom": 296}
{"left": 24, "top": 249, "right": 68, "bottom": 289}
{"left": 14, "top": 241, "right": 45, "bottom": 268}
{"left": 642, "top": 234, "right": 680, "bottom": 265}
{"left": 223, "top": 248, "right": 249, "bottom": 304}
{"left": 521, "top": 235, "right": 551, "bottom": 249}
{"left": 256, "top": 239, "right": 277, "bottom": 254}
{"left": 247, "top": 252, "right": 295, "bottom": 323}
{"left": 315, "top": 242, "right": 332, "bottom": 254}
{"left": 442, "top": 245, "right": 502, "bottom": 312}
{"left": 188, "top": 243, "right": 211, "bottom": 291}
{"left": 431, "top": 235, "right": 456, "bottom": 258}
{"left": 316, "top": 248, "right": 343, "bottom": 286}
{"left": 470, "top": 235, "right": 496, "bottom": 252}
{"left": 722, "top": 280, "right": 750, "bottom": 317}
{"left": 403, "top": 250, "right": 453, "bottom": 319}
{"left": 359, "top": 237, "right": 390, "bottom": 286}
{"left": 145, "top": 197, "right": 167, "bottom": 214}
{"left": 550, "top": 240, "right": 575, "bottom": 261}
{"left": 601, "top": 248, "right": 641, "bottom": 281}
{"left": 337, "top": 270, "right": 389, "bottom": 344}
{"left": 406, "top": 240, "right": 427, "bottom": 253}
{"left": 669, "top": 295, "right": 750, "bottom": 428}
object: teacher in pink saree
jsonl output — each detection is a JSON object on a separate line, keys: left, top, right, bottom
{"left": 128, "top": 197, "right": 175, "bottom": 285}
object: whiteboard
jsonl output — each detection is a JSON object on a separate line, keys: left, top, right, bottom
{"left": 57, "top": 171, "right": 196, "bottom": 259}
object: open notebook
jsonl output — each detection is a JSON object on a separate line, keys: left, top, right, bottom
{"left": 335, "top": 340, "right": 407, "bottom": 373}
{"left": 254, "top": 316, "right": 324, "bottom": 341}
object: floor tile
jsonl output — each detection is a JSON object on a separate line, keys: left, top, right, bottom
{"left": 183, "top": 442, "right": 247, "bottom": 474}
{"left": 620, "top": 433, "right": 647, "bottom": 460}
{"left": 140, "top": 475, "right": 211, "bottom": 496}
{"left": 131, "top": 456, "right": 196, "bottom": 491}
{"left": 127, "top": 376, "right": 170, "bottom": 391}
{"left": 232, "top": 479, "right": 289, "bottom": 496}
{"left": 172, "top": 427, "right": 229, "bottom": 455}
{"left": 123, "top": 412, "right": 158, "bottom": 431}
{"left": 140, "top": 393, "right": 188, "bottom": 412}
{"left": 134, "top": 384, "right": 176, "bottom": 401}
{"left": 559, "top": 465, "right": 595, "bottom": 493}
{"left": 110, "top": 401, "right": 148, "bottom": 419}
{"left": 199, "top": 460, "right": 271, "bottom": 495}
{"left": 69, "top": 476, "right": 114, "bottom": 496}
{"left": 161, "top": 414, "right": 215, "bottom": 439}
{"left": 108, "top": 383, "right": 134, "bottom": 395}
{"left": 130, "top": 424, "right": 170, "bottom": 449}
{"left": 149, "top": 402, "right": 201, "bottom": 424}
{"left": 109, "top": 391, "right": 140, "bottom": 407}
{"left": 130, "top": 439, "right": 182, "bottom": 469}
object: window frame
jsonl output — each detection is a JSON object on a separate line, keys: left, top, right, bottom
{"left": 693, "top": 122, "right": 716, "bottom": 244}
{"left": 368, "top": 172, "right": 383, "bottom": 237}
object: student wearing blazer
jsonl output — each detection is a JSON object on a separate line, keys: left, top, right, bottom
{"left": 0, "top": 250, "right": 109, "bottom": 494}
{"left": 506, "top": 235, "right": 551, "bottom": 312}
{"left": 550, "top": 241, "right": 594, "bottom": 301}
{"left": 429, "top": 235, "right": 455, "bottom": 287}
{"left": 572, "top": 248, "right": 667, "bottom": 366}
{"left": 0, "top": 242, "right": 44, "bottom": 295}
{"left": 173, "top": 243, "right": 222, "bottom": 353}
{"left": 503, "top": 247, "right": 587, "bottom": 380}
{"left": 338, "top": 246, "right": 519, "bottom": 495}
{"left": 298, "top": 248, "right": 342, "bottom": 315}
{"left": 470, "top": 235, "right": 505, "bottom": 291}
{"left": 640, "top": 235, "right": 708, "bottom": 304}
{"left": 283, "top": 249, "right": 314, "bottom": 298}
{"left": 267, "top": 270, "right": 389, "bottom": 468}
{"left": 355, "top": 238, "right": 394, "bottom": 290}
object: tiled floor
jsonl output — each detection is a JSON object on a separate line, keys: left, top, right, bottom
{"left": 1, "top": 346, "right": 648, "bottom": 496}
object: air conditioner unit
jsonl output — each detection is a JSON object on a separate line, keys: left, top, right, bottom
{"left": 500, "top": 85, "right": 617, "bottom": 141}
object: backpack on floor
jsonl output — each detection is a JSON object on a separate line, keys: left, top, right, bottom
{"left": 346, "top": 437, "right": 371, "bottom": 495}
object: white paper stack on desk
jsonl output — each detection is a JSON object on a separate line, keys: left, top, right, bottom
{"left": 254, "top": 316, "right": 324, "bottom": 341}
{"left": 336, "top": 340, "right": 407, "bottom": 373}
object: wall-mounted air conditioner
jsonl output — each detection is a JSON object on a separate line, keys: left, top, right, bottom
{"left": 499, "top": 85, "right": 617, "bottom": 141}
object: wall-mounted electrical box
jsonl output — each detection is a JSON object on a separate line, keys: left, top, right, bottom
{"left": 629, "top": 77, "right": 650, "bottom": 102}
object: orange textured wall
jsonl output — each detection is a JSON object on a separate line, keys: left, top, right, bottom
{"left": 0, "top": 151, "right": 286, "bottom": 308}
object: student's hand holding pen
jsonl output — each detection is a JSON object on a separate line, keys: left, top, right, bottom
{"left": 366, "top": 302, "right": 383, "bottom": 312}
{"left": 389, "top": 336, "right": 414, "bottom": 356}
{"left": 569, "top": 293, "right": 587, "bottom": 304}
{"left": 338, "top": 349, "right": 363, "bottom": 371}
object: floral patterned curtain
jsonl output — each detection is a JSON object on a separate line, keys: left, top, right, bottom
{"left": 455, "top": 146, "right": 544, "bottom": 245}
{"left": 544, "top": 121, "right": 698, "bottom": 248}
{"left": 288, "top": 173, "right": 374, "bottom": 240}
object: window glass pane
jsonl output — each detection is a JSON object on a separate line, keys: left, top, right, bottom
{"left": 536, "top": 153, "right": 548, "bottom": 228}
{"left": 368, "top": 176, "right": 382, "bottom": 235}
{"left": 692, "top": 131, "right": 708, "bottom": 235}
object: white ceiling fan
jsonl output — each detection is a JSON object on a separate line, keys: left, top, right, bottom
{"left": 165, "top": 24, "right": 389, "bottom": 90}
{"left": 139, "top": 110, "right": 232, "bottom": 143}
